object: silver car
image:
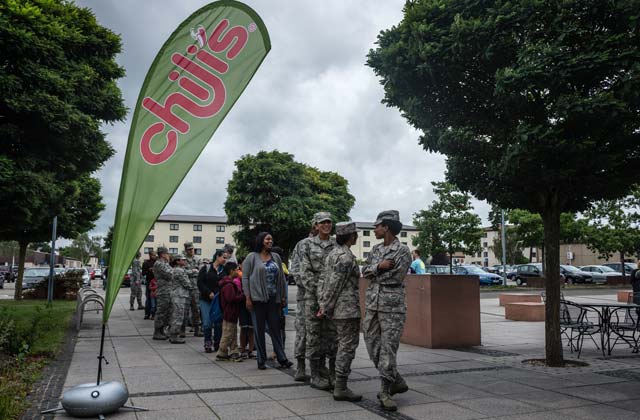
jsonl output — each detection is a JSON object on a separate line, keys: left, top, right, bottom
{"left": 579, "top": 265, "right": 622, "bottom": 284}
{"left": 22, "top": 267, "right": 52, "bottom": 289}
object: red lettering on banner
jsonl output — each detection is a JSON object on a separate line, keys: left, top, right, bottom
{"left": 207, "top": 19, "right": 248, "bottom": 59}
{"left": 170, "top": 53, "right": 226, "bottom": 117}
{"left": 196, "top": 49, "right": 229, "bottom": 74}
{"left": 179, "top": 77, "right": 209, "bottom": 101}
{"left": 140, "top": 122, "right": 178, "bottom": 165}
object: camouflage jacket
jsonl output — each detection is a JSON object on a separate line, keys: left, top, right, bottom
{"left": 318, "top": 244, "right": 361, "bottom": 319}
{"left": 362, "top": 238, "right": 411, "bottom": 313}
{"left": 184, "top": 256, "right": 201, "bottom": 290}
{"left": 131, "top": 259, "right": 142, "bottom": 286}
{"left": 171, "top": 267, "right": 191, "bottom": 299}
{"left": 290, "top": 236, "right": 313, "bottom": 298}
{"left": 153, "top": 259, "right": 173, "bottom": 294}
{"left": 299, "top": 235, "right": 337, "bottom": 302}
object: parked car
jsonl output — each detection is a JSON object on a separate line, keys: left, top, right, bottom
{"left": 22, "top": 267, "right": 52, "bottom": 289}
{"left": 452, "top": 265, "right": 503, "bottom": 285}
{"left": 579, "top": 265, "right": 621, "bottom": 284}
{"left": 121, "top": 270, "right": 132, "bottom": 287}
{"left": 425, "top": 265, "right": 449, "bottom": 274}
{"left": 601, "top": 262, "right": 638, "bottom": 275}
{"left": 560, "top": 265, "right": 593, "bottom": 284}
{"left": 514, "top": 263, "right": 569, "bottom": 285}
{"left": 91, "top": 268, "right": 103, "bottom": 280}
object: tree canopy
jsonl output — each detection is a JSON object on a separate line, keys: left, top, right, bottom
{"left": 0, "top": 0, "right": 126, "bottom": 297}
{"left": 412, "top": 181, "right": 482, "bottom": 272}
{"left": 224, "top": 150, "right": 355, "bottom": 258}
{"left": 367, "top": 0, "right": 640, "bottom": 365}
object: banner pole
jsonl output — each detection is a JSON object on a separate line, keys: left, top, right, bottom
{"left": 96, "top": 323, "right": 107, "bottom": 385}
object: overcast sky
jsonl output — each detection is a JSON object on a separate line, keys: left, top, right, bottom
{"left": 76, "top": 0, "right": 491, "bottom": 238}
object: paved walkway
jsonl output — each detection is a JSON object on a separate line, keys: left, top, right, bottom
{"left": 52, "top": 286, "right": 640, "bottom": 420}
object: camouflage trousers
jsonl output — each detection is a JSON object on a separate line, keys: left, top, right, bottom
{"left": 363, "top": 310, "right": 406, "bottom": 382}
{"left": 184, "top": 289, "right": 201, "bottom": 328}
{"left": 129, "top": 283, "right": 142, "bottom": 307}
{"left": 170, "top": 295, "right": 190, "bottom": 335}
{"left": 305, "top": 298, "right": 337, "bottom": 361}
{"left": 294, "top": 294, "right": 306, "bottom": 359}
{"left": 154, "top": 290, "right": 172, "bottom": 331}
{"left": 331, "top": 318, "right": 360, "bottom": 379}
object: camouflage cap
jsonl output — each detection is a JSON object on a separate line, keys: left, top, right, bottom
{"left": 374, "top": 210, "right": 402, "bottom": 226}
{"left": 178, "top": 253, "right": 188, "bottom": 260}
{"left": 157, "top": 246, "right": 169, "bottom": 255}
{"left": 335, "top": 221, "right": 356, "bottom": 236}
{"left": 313, "top": 211, "right": 332, "bottom": 224}
{"left": 184, "top": 242, "right": 194, "bottom": 250}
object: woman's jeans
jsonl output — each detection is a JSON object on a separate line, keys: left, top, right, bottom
{"left": 251, "top": 296, "right": 287, "bottom": 366}
{"left": 199, "top": 299, "right": 222, "bottom": 346}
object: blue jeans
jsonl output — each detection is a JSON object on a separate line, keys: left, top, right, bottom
{"left": 199, "top": 299, "right": 222, "bottom": 345}
{"left": 148, "top": 297, "right": 157, "bottom": 315}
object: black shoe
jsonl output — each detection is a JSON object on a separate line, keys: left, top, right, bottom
{"left": 144, "top": 315, "right": 149, "bottom": 320}
{"left": 278, "top": 359, "right": 293, "bottom": 368}
{"left": 213, "top": 343, "right": 220, "bottom": 352}
{"left": 258, "top": 364, "right": 267, "bottom": 370}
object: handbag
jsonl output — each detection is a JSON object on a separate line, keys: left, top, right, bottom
{"left": 210, "top": 292, "right": 223, "bottom": 324}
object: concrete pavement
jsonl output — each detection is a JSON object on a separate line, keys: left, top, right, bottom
{"left": 47, "top": 285, "right": 640, "bottom": 419}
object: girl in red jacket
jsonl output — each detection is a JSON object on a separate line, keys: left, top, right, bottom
{"left": 217, "top": 262, "right": 245, "bottom": 361}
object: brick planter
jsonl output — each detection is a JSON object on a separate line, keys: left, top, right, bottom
{"left": 499, "top": 293, "right": 542, "bottom": 306}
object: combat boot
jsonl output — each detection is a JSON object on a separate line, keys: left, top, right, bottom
{"left": 130, "top": 305, "right": 135, "bottom": 311}
{"left": 152, "top": 327, "right": 168, "bottom": 340}
{"left": 390, "top": 375, "right": 409, "bottom": 395}
{"left": 333, "top": 377, "right": 362, "bottom": 402}
{"left": 179, "top": 326, "right": 186, "bottom": 338}
{"left": 377, "top": 379, "right": 397, "bottom": 412}
{"left": 294, "top": 358, "right": 307, "bottom": 382}
{"left": 169, "top": 333, "right": 185, "bottom": 344}
{"left": 193, "top": 325, "right": 203, "bottom": 337}
{"left": 309, "top": 359, "right": 332, "bottom": 391}
{"left": 328, "top": 358, "right": 336, "bottom": 388}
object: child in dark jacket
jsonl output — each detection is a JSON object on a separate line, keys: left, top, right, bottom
{"left": 217, "top": 262, "right": 245, "bottom": 361}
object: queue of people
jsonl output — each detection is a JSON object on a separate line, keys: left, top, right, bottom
{"left": 135, "top": 209, "right": 410, "bottom": 412}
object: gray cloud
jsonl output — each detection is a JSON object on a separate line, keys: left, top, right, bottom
{"left": 77, "top": 0, "right": 490, "bottom": 238}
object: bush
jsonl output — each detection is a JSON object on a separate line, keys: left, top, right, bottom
{"left": 22, "top": 270, "right": 82, "bottom": 300}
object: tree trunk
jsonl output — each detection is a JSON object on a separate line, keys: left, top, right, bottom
{"left": 448, "top": 249, "right": 453, "bottom": 274}
{"left": 620, "top": 251, "right": 626, "bottom": 279}
{"left": 542, "top": 201, "right": 563, "bottom": 366}
{"left": 14, "top": 241, "right": 28, "bottom": 300}
{"left": 529, "top": 247, "right": 533, "bottom": 262}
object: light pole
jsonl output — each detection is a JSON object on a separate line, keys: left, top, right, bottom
{"left": 501, "top": 209, "right": 507, "bottom": 286}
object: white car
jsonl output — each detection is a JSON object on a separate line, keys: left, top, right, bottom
{"left": 578, "top": 265, "right": 621, "bottom": 284}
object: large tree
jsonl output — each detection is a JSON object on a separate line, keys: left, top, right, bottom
{"left": 60, "top": 233, "right": 103, "bottom": 266}
{"left": 490, "top": 228, "right": 528, "bottom": 266}
{"left": 368, "top": 0, "right": 640, "bottom": 365}
{"left": 412, "top": 181, "right": 483, "bottom": 272}
{"left": 580, "top": 187, "right": 640, "bottom": 277}
{"left": 0, "top": 0, "right": 126, "bottom": 297}
{"left": 224, "top": 151, "right": 355, "bottom": 259}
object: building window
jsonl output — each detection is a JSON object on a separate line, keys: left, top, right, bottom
{"left": 216, "top": 237, "right": 225, "bottom": 244}
{"left": 482, "top": 242, "right": 488, "bottom": 248}
{"left": 193, "top": 236, "right": 202, "bottom": 243}
{"left": 145, "top": 235, "right": 154, "bottom": 242}
{"left": 170, "top": 223, "right": 179, "bottom": 230}
{"left": 169, "top": 248, "right": 178, "bottom": 254}
{"left": 195, "top": 248, "right": 202, "bottom": 255}
{"left": 169, "top": 236, "right": 178, "bottom": 243}
{"left": 483, "top": 232, "right": 487, "bottom": 238}
{"left": 402, "top": 242, "right": 408, "bottom": 245}
{"left": 193, "top": 224, "right": 202, "bottom": 231}
{"left": 483, "top": 252, "right": 488, "bottom": 258}
{"left": 363, "top": 241, "right": 370, "bottom": 248}
{"left": 532, "top": 251, "right": 537, "bottom": 257}
{"left": 363, "top": 252, "right": 370, "bottom": 258}
{"left": 144, "top": 247, "right": 154, "bottom": 254}
{"left": 400, "top": 231, "right": 407, "bottom": 238}
{"left": 216, "top": 225, "right": 225, "bottom": 232}
{"left": 362, "top": 230, "right": 370, "bottom": 236}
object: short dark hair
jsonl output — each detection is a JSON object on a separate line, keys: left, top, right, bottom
{"left": 413, "top": 249, "right": 421, "bottom": 257}
{"left": 253, "top": 232, "right": 271, "bottom": 253}
{"left": 383, "top": 220, "right": 402, "bottom": 236}
{"left": 224, "top": 261, "right": 238, "bottom": 272}
{"left": 336, "top": 233, "right": 354, "bottom": 246}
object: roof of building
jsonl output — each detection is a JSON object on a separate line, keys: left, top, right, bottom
{"left": 158, "top": 214, "right": 417, "bottom": 231}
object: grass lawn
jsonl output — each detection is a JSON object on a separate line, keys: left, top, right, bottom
{"left": 0, "top": 300, "right": 76, "bottom": 420}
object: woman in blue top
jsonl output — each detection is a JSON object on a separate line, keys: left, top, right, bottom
{"left": 242, "top": 232, "right": 293, "bottom": 370}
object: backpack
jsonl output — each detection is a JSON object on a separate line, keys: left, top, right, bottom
{"left": 209, "top": 292, "right": 223, "bottom": 324}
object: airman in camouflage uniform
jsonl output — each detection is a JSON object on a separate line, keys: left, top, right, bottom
{"left": 184, "top": 242, "right": 203, "bottom": 337}
{"left": 129, "top": 252, "right": 144, "bottom": 310}
{"left": 318, "top": 221, "right": 362, "bottom": 402}
{"left": 169, "top": 254, "right": 192, "bottom": 344}
{"left": 299, "top": 211, "right": 337, "bottom": 390}
{"left": 289, "top": 217, "right": 319, "bottom": 381}
{"left": 362, "top": 210, "right": 411, "bottom": 412}
{"left": 153, "top": 247, "right": 174, "bottom": 340}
